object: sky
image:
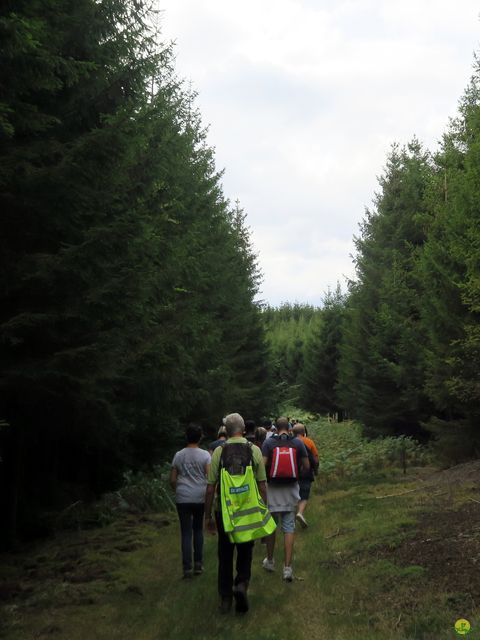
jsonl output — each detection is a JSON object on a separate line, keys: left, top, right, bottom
{"left": 158, "top": 0, "right": 480, "bottom": 306}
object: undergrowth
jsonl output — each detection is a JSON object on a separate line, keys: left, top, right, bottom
{"left": 300, "top": 415, "right": 431, "bottom": 484}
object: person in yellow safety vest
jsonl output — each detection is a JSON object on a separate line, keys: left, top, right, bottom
{"left": 205, "top": 412, "right": 269, "bottom": 615}
{"left": 220, "top": 450, "right": 275, "bottom": 544}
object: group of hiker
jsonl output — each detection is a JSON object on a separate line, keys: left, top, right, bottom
{"left": 169, "top": 412, "right": 319, "bottom": 614}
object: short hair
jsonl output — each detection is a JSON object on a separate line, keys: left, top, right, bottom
{"left": 276, "top": 416, "right": 289, "bottom": 432}
{"left": 244, "top": 419, "right": 256, "bottom": 435}
{"left": 186, "top": 423, "right": 203, "bottom": 444}
{"left": 217, "top": 425, "right": 227, "bottom": 438}
{"left": 254, "top": 426, "right": 267, "bottom": 445}
{"left": 261, "top": 418, "right": 272, "bottom": 428}
{"left": 224, "top": 413, "right": 245, "bottom": 437}
{"left": 293, "top": 423, "right": 306, "bottom": 437}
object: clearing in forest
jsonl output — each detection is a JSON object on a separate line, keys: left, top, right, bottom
{"left": 1, "top": 419, "right": 479, "bottom": 640}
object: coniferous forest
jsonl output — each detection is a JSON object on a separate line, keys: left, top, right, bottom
{"left": 1, "top": 0, "right": 480, "bottom": 550}
{"left": 263, "top": 76, "right": 480, "bottom": 454}
{"left": 0, "top": 0, "right": 273, "bottom": 547}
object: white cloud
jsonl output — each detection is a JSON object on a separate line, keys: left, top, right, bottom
{"left": 159, "top": 0, "right": 480, "bottom": 304}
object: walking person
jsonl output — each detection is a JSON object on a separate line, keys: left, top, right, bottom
{"left": 204, "top": 413, "right": 269, "bottom": 614}
{"left": 208, "top": 425, "right": 227, "bottom": 454}
{"left": 170, "top": 423, "right": 211, "bottom": 578}
{"left": 244, "top": 419, "right": 257, "bottom": 443}
{"left": 254, "top": 426, "right": 267, "bottom": 448}
{"left": 262, "top": 418, "right": 276, "bottom": 439}
{"left": 261, "top": 417, "right": 309, "bottom": 581}
{"left": 292, "top": 423, "right": 319, "bottom": 528}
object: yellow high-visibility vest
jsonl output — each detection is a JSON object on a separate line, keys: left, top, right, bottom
{"left": 220, "top": 464, "right": 276, "bottom": 543}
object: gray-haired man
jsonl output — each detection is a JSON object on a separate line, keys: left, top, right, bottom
{"left": 205, "top": 413, "right": 267, "bottom": 614}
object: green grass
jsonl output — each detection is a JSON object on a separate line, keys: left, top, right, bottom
{"left": 1, "top": 418, "right": 478, "bottom": 640}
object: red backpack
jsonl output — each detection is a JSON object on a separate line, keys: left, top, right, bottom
{"left": 268, "top": 435, "right": 298, "bottom": 483}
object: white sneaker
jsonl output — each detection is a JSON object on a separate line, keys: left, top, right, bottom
{"left": 283, "top": 566, "right": 293, "bottom": 582}
{"left": 296, "top": 513, "right": 308, "bottom": 528}
{"left": 262, "top": 557, "right": 275, "bottom": 572}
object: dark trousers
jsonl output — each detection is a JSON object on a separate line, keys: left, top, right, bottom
{"left": 215, "top": 511, "right": 254, "bottom": 598}
{"left": 176, "top": 503, "right": 205, "bottom": 571}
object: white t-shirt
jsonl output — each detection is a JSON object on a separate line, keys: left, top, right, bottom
{"left": 171, "top": 447, "right": 210, "bottom": 503}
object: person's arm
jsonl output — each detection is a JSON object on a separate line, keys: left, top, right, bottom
{"left": 204, "top": 447, "right": 220, "bottom": 533}
{"left": 261, "top": 439, "right": 271, "bottom": 472}
{"left": 169, "top": 466, "right": 178, "bottom": 491}
{"left": 302, "top": 455, "right": 311, "bottom": 474}
{"left": 251, "top": 445, "right": 268, "bottom": 504}
{"left": 257, "top": 480, "right": 267, "bottom": 505}
{"left": 204, "top": 483, "right": 216, "bottom": 534}
{"left": 298, "top": 442, "right": 310, "bottom": 476}
{"left": 307, "top": 438, "right": 320, "bottom": 468}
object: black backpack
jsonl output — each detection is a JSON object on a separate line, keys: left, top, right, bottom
{"left": 220, "top": 442, "right": 253, "bottom": 475}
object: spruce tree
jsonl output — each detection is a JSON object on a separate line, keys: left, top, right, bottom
{"left": 301, "top": 286, "right": 345, "bottom": 416}
{"left": 419, "top": 65, "right": 480, "bottom": 452}
{"left": 337, "top": 142, "right": 432, "bottom": 436}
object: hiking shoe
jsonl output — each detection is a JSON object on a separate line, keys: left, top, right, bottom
{"left": 193, "top": 563, "right": 203, "bottom": 575}
{"left": 233, "top": 582, "right": 249, "bottom": 614}
{"left": 182, "top": 569, "right": 193, "bottom": 579}
{"left": 296, "top": 513, "right": 308, "bottom": 528}
{"left": 262, "top": 557, "right": 275, "bottom": 572}
{"left": 219, "top": 596, "right": 232, "bottom": 614}
{"left": 283, "top": 566, "right": 293, "bottom": 582}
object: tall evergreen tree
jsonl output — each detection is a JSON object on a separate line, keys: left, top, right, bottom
{"left": 419, "top": 65, "right": 480, "bottom": 452}
{"left": 262, "top": 303, "right": 321, "bottom": 403}
{"left": 0, "top": 0, "right": 274, "bottom": 546}
{"left": 301, "top": 286, "right": 345, "bottom": 416}
{"left": 337, "top": 141, "right": 433, "bottom": 436}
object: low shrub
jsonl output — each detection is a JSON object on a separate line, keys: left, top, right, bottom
{"left": 308, "top": 418, "right": 431, "bottom": 484}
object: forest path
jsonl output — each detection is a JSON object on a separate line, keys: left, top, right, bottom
{"left": 2, "top": 459, "right": 479, "bottom": 640}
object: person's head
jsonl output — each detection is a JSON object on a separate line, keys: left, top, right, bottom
{"left": 185, "top": 423, "right": 203, "bottom": 444}
{"left": 261, "top": 418, "right": 273, "bottom": 430}
{"left": 275, "top": 416, "right": 289, "bottom": 433}
{"left": 293, "top": 423, "right": 306, "bottom": 437}
{"left": 244, "top": 419, "right": 256, "bottom": 435}
{"left": 217, "top": 425, "right": 227, "bottom": 439}
{"left": 254, "top": 426, "right": 267, "bottom": 446}
{"left": 224, "top": 413, "right": 245, "bottom": 438}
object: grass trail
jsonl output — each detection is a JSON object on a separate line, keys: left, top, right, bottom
{"left": 1, "top": 420, "right": 479, "bottom": 640}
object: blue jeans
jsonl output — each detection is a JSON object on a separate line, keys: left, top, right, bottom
{"left": 176, "top": 503, "right": 205, "bottom": 571}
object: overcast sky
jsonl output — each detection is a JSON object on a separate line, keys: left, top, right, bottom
{"left": 158, "top": 1, "right": 480, "bottom": 306}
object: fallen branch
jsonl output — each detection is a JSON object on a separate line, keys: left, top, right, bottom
{"left": 468, "top": 497, "right": 480, "bottom": 505}
{"left": 375, "top": 488, "right": 419, "bottom": 499}
{"left": 55, "top": 500, "right": 83, "bottom": 520}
